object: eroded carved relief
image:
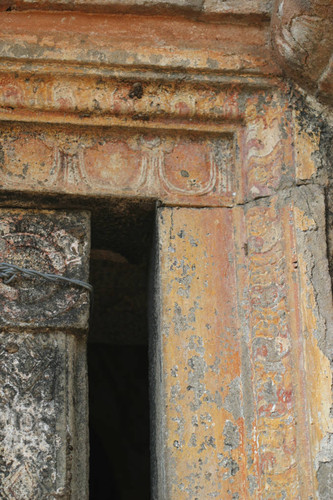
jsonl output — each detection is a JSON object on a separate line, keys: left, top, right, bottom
{"left": 0, "top": 209, "right": 90, "bottom": 499}
{"left": 0, "top": 332, "right": 64, "bottom": 499}
{"left": 0, "top": 210, "right": 90, "bottom": 328}
{"left": 0, "top": 75, "right": 242, "bottom": 123}
{"left": 234, "top": 192, "right": 319, "bottom": 498}
{"left": 243, "top": 91, "right": 294, "bottom": 201}
{"left": 0, "top": 89, "right": 300, "bottom": 208}
{"left": 244, "top": 201, "right": 299, "bottom": 496}
{"left": 0, "top": 331, "right": 87, "bottom": 500}
{"left": 0, "top": 125, "right": 237, "bottom": 206}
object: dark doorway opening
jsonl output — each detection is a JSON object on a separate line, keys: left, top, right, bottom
{"left": 88, "top": 201, "right": 154, "bottom": 500}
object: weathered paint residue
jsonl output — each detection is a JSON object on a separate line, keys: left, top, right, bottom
{"left": 157, "top": 207, "right": 247, "bottom": 499}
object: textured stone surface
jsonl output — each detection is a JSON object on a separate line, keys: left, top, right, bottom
{"left": 0, "top": 11, "right": 279, "bottom": 79}
{"left": 292, "top": 185, "right": 333, "bottom": 500}
{"left": 0, "top": 76, "right": 247, "bottom": 122}
{"left": 153, "top": 184, "right": 333, "bottom": 498}
{"left": 0, "top": 209, "right": 90, "bottom": 499}
{"left": 153, "top": 207, "right": 245, "bottom": 499}
{"left": 2, "top": 0, "right": 273, "bottom": 16}
{"left": 0, "top": 331, "right": 88, "bottom": 500}
{"left": 0, "top": 210, "right": 90, "bottom": 329}
{"left": 271, "top": 0, "right": 333, "bottom": 103}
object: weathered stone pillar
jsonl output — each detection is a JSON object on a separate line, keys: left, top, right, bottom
{"left": 0, "top": 210, "right": 90, "bottom": 499}
{"left": 153, "top": 182, "right": 333, "bottom": 498}
{"left": 152, "top": 207, "right": 244, "bottom": 499}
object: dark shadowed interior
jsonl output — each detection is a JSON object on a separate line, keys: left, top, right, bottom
{"left": 88, "top": 201, "right": 154, "bottom": 499}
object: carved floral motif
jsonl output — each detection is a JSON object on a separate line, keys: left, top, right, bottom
{"left": 0, "top": 125, "right": 237, "bottom": 206}
{"left": 0, "top": 210, "right": 90, "bottom": 328}
{"left": 0, "top": 332, "right": 66, "bottom": 499}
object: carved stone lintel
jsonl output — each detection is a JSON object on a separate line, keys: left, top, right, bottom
{"left": 0, "top": 90, "right": 299, "bottom": 207}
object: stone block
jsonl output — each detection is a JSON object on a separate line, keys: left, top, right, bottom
{"left": 0, "top": 209, "right": 90, "bottom": 330}
{"left": 0, "top": 331, "right": 88, "bottom": 500}
{"left": 153, "top": 207, "right": 248, "bottom": 499}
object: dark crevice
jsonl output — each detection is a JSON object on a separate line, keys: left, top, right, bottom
{"left": 88, "top": 206, "right": 153, "bottom": 499}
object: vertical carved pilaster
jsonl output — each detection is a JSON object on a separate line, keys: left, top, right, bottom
{"left": 0, "top": 210, "right": 90, "bottom": 499}
{"left": 153, "top": 193, "right": 332, "bottom": 499}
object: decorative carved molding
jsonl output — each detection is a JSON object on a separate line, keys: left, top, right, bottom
{"left": 0, "top": 74, "right": 246, "bottom": 124}
{"left": 0, "top": 210, "right": 90, "bottom": 328}
{"left": 0, "top": 8, "right": 291, "bottom": 210}
{"left": 234, "top": 196, "right": 309, "bottom": 496}
{"left": 271, "top": 0, "right": 333, "bottom": 103}
{"left": 0, "top": 90, "right": 296, "bottom": 207}
{"left": 0, "top": 123, "right": 239, "bottom": 206}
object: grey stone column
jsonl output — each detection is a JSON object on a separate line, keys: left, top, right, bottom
{"left": 0, "top": 210, "right": 90, "bottom": 500}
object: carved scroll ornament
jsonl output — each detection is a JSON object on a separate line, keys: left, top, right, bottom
{"left": 271, "top": 0, "right": 333, "bottom": 103}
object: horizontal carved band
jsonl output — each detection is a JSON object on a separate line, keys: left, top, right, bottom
{"left": 0, "top": 65, "right": 282, "bottom": 132}
{"left": 0, "top": 123, "right": 239, "bottom": 206}
{"left": 0, "top": 90, "right": 296, "bottom": 207}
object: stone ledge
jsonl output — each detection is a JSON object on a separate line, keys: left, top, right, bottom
{"left": 0, "top": 11, "right": 279, "bottom": 78}
{"left": 1, "top": 0, "right": 273, "bottom": 19}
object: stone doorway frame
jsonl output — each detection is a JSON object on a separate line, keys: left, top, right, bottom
{"left": 0, "top": 8, "right": 332, "bottom": 499}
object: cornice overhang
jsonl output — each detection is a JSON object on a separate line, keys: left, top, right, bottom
{"left": 1, "top": 0, "right": 273, "bottom": 20}
{"left": 0, "top": 10, "right": 277, "bottom": 76}
{"left": 0, "top": 10, "right": 281, "bottom": 129}
{"left": 271, "top": 0, "right": 333, "bottom": 103}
